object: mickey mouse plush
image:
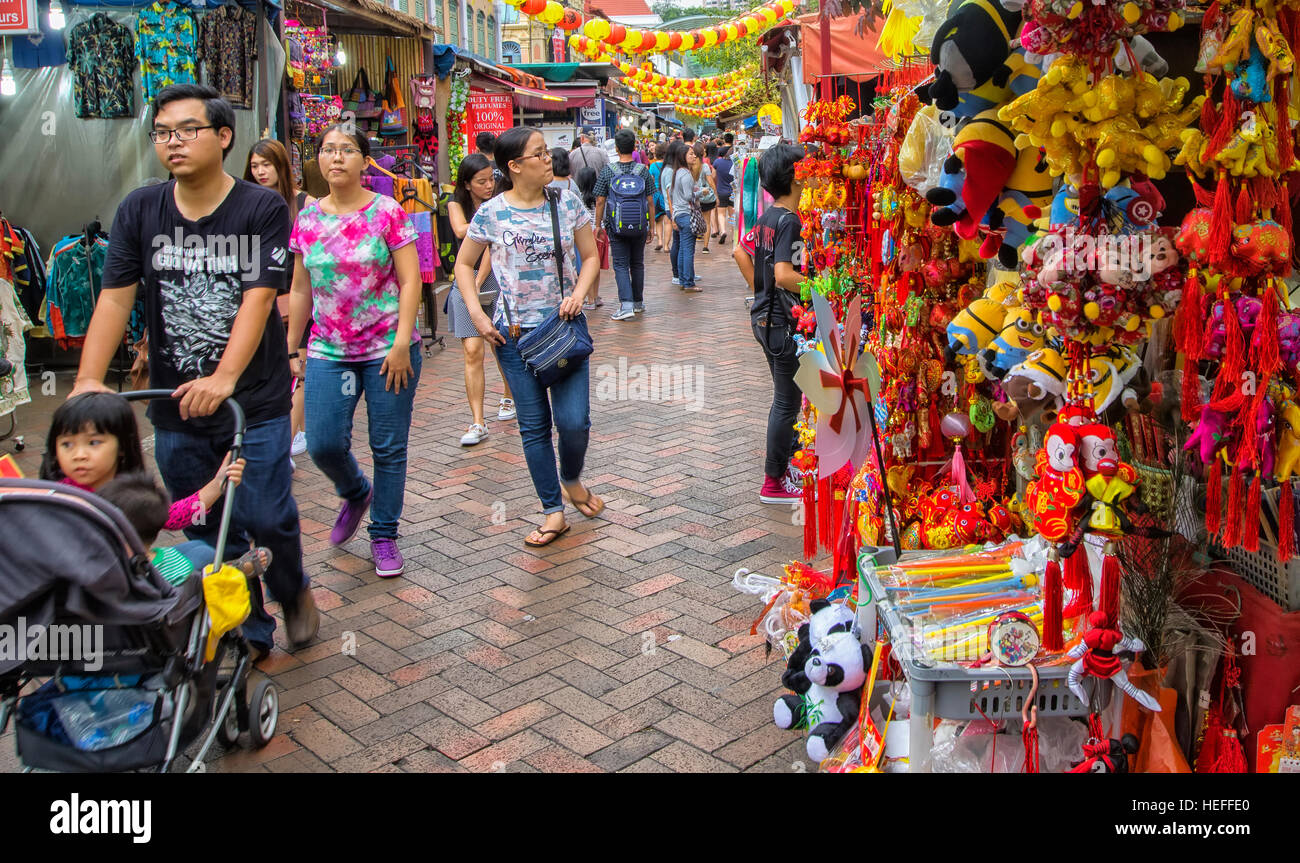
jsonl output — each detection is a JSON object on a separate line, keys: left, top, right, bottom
{"left": 774, "top": 600, "right": 873, "bottom": 762}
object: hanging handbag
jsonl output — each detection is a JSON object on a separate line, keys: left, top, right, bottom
{"left": 500, "top": 188, "right": 593, "bottom": 388}
{"left": 688, "top": 198, "right": 707, "bottom": 238}
{"left": 380, "top": 56, "right": 408, "bottom": 137}
{"left": 344, "top": 67, "right": 382, "bottom": 119}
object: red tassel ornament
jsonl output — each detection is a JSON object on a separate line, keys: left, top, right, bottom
{"left": 1279, "top": 480, "right": 1296, "bottom": 561}
{"left": 1206, "top": 457, "right": 1223, "bottom": 536}
{"left": 1099, "top": 544, "right": 1122, "bottom": 627}
{"left": 1062, "top": 546, "right": 1093, "bottom": 617}
{"left": 1243, "top": 472, "right": 1262, "bottom": 552}
{"left": 1043, "top": 552, "right": 1064, "bottom": 651}
{"left": 1222, "top": 467, "right": 1245, "bottom": 548}
{"left": 817, "top": 475, "right": 833, "bottom": 553}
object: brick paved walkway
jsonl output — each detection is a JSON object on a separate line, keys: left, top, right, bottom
{"left": 2, "top": 239, "right": 814, "bottom": 773}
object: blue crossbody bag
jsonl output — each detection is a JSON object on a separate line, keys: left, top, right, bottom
{"left": 501, "top": 188, "right": 593, "bottom": 388}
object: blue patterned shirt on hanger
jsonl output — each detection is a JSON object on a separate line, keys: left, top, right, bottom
{"left": 135, "top": 1, "right": 199, "bottom": 103}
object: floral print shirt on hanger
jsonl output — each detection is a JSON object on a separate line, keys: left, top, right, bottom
{"left": 66, "top": 13, "right": 137, "bottom": 118}
{"left": 199, "top": 4, "right": 257, "bottom": 109}
{"left": 136, "top": 0, "right": 198, "bottom": 103}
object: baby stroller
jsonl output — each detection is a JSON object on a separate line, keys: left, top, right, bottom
{"left": 0, "top": 391, "right": 279, "bottom": 772}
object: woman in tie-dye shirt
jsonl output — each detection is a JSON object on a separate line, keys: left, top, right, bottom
{"left": 286, "top": 124, "right": 423, "bottom": 579}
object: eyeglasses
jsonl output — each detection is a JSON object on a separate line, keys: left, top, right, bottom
{"left": 148, "top": 125, "right": 215, "bottom": 144}
{"left": 516, "top": 150, "right": 553, "bottom": 163}
{"left": 320, "top": 146, "right": 362, "bottom": 158}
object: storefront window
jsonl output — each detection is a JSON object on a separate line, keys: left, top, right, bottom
{"left": 488, "top": 15, "right": 497, "bottom": 60}
{"left": 477, "top": 10, "right": 486, "bottom": 56}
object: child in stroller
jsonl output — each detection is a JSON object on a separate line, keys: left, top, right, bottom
{"left": 0, "top": 392, "right": 280, "bottom": 772}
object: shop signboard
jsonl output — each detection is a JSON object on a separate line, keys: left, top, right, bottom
{"left": 541, "top": 126, "right": 574, "bottom": 151}
{"left": 579, "top": 99, "right": 605, "bottom": 142}
{"left": 0, "top": 0, "right": 38, "bottom": 35}
{"left": 466, "top": 90, "right": 513, "bottom": 153}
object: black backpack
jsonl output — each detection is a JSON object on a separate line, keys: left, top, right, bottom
{"left": 607, "top": 165, "right": 649, "bottom": 238}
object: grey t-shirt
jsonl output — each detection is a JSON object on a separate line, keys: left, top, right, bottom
{"left": 671, "top": 169, "right": 696, "bottom": 220}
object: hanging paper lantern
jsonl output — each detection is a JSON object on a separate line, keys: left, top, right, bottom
{"left": 724, "top": 23, "right": 738, "bottom": 40}
{"left": 560, "top": 8, "right": 582, "bottom": 29}
{"left": 638, "top": 32, "right": 656, "bottom": 51}
{"left": 521, "top": 0, "right": 546, "bottom": 14}
{"left": 779, "top": 0, "right": 795, "bottom": 13}
{"left": 504, "top": 0, "right": 526, "bottom": 6}
{"left": 539, "top": 1, "right": 564, "bottom": 25}
{"left": 668, "top": 32, "right": 682, "bottom": 50}
{"left": 760, "top": 6, "right": 777, "bottom": 24}
{"left": 585, "top": 19, "right": 609, "bottom": 40}
{"left": 735, "top": 21, "right": 748, "bottom": 37}
{"left": 655, "top": 31, "right": 671, "bottom": 50}
{"left": 701, "top": 28, "right": 718, "bottom": 47}
{"left": 606, "top": 23, "right": 626, "bottom": 43}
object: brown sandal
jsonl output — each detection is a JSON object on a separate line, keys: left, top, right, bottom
{"left": 564, "top": 486, "right": 606, "bottom": 519}
{"left": 524, "top": 524, "right": 571, "bottom": 548}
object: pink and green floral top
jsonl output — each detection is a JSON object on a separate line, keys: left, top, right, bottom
{"left": 290, "top": 194, "right": 418, "bottom": 362}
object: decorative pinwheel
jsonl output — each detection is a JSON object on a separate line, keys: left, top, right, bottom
{"left": 794, "top": 291, "right": 874, "bottom": 474}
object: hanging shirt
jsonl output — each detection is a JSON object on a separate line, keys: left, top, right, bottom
{"left": 199, "top": 4, "right": 257, "bottom": 109}
{"left": 12, "top": 16, "right": 66, "bottom": 68}
{"left": 46, "top": 236, "right": 110, "bottom": 345}
{"left": 66, "top": 13, "right": 136, "bottom": 119}
{"left": 101, "top": 179, "right": 292, "bottom": 435}
{"left": 136, "top": 1, "right": 199, "bottom": 104}
{"left": 290, "top": 195, "right": 419, "bottom": 363}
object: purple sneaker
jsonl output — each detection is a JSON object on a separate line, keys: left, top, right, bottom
{"left": 371, "top": 538, "right": 404, "bottom": 578}
{"left": 330, "top": 488, "right": 373, "bottom": 546}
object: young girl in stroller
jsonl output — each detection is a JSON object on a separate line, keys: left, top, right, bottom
{"left": 40, "top": 392, "right": 269, "bottom": 583}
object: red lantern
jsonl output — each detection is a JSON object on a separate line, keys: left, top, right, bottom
{"left": 690, "top": 29, "right": 703, "bottom": 45}
{"left": 668, "top": 32, "right": 682, "bottom": 50}
{"left": 607, "top": 23, "right": 626, "bottom": 43}
{"left": 559, "top": 9, "right": 582, "bottom": 30}
{"left": 736, "top": 21, "right": 748, "bottom": 37}
{"left": 521, "top": 0, "right": 546, "bottom": 15}
{"left": 639, "top": 32, "right": 656, "bottom": 51}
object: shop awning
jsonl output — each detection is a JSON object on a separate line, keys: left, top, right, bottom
{"left": 544, "top": 84, "right": 599, "bottom": 110}
{"left": 476, "top": 73, "right": 568, "bottom": 110}
{"left": 797, "top": 12, "right": 890, "bottom": 84}
{"left": 511, "top": 63, "right": 582, "bottom": 83}
{"left": 317, "top": 0, "right": 438, "bottom": 38}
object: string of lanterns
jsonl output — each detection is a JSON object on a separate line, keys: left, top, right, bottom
{"left": 568, "top": 35, "right": 753, "bottom": 94}
{"left": 499, "top": 0, "right": 797, "bottom": 54}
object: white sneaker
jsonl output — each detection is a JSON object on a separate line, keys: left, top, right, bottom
{"left": 497, "top": 398, "right": 516, "bottom": 421}
{"left": 460, "top": 423, "right": 489, "bottom": 446}
{"left": 672, "top": 277, "right": 682, "bottom": 286}
{"left": 291, "top": 431, "right": 308, "bottom": 456}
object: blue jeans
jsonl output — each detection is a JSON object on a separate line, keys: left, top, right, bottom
{"left": 670, "top": 227, "right": 681, "bottom": 279}
{"left": 609, "top": 234, "right": 645, "bottom": 311}
{"left": 493, "top": 322, "right": 591, "bottom": 514}
{"left": 153, "top": 415, "right": 306, "bottom": 650}
{"left": 304, "top": 344, "right": 422, "bottom": 540}
{"left": 673, "top": 213, "right": 697, "bottom": 288}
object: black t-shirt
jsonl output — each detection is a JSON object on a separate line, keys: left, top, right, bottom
{"left": 749, "top": 205, "right": 804, "bottom": 329}
{"left": 101, "top": 178, "right": 292, "bottom": 435}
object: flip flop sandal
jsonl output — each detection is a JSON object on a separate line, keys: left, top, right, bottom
{"left": 564, "top": 487, "right": 606, "bottom": 519}
{"left": 234, "top": 546, "right": 273, "bottom": 580}
{"left": 524, "top": 524, "right": 571, "bottom": 548}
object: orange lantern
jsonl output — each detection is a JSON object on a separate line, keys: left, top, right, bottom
{"left": 668, "top": 32, "right": 682, "bottom": 50}
{"left": 607, "top": 23, "right": 626, "bottom": 43}
{"left": 521, "top": 0, "right": 545, "bottom": 14}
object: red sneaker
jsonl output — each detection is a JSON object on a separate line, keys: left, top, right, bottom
{"left": 759, "top": 475, "right": 801, "bottom": 504}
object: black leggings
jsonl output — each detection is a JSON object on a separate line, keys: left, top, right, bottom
{"left": 754, "top": 321, "right": 801, "bottom": 479}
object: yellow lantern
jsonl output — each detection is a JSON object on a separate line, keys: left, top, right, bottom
{"left": 655, "top": 31, "right": 671, "bottom": 50}
{"left": 779, "top": 0, "right": 795, "bottom": 14}
{"left": 724, "top": 23, "right": 738, "bottom": 41}
{"left": 702, "top": 28, "right": 718, "bottom": 47}
{"left": 621, "top": 30, "right": 641, "bottom": 50}
{"left": 760, "top": 6, "right": 777, "bottom": 24}
{"left": 539, "top": 1, "right": 564, "bottom": 25}
{"left": 680, "top": 32, "right": 695, "bottom": 50}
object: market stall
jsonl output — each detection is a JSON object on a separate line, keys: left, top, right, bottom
{"left": 735, "top": 0, "right": 1300, "bottom": 774}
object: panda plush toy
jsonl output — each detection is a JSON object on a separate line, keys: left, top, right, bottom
{"left": 774, "top": 600, "right": 873, "bottom": 762}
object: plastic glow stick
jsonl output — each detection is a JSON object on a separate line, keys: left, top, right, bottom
{"left": 889, "top": 543, "right": 1024, "bottom": 571}
{"left": 887, "top": 573, "right": 1030, "bottom": 598}
{"left": 930, "top": 613, "right": 1044, "bottom": 653}
{"left": 923, "top": 605, "right": 1040, "bottom": 641}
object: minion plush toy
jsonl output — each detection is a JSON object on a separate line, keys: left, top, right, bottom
{"left": 927, "top": 0, "right": 1023, "bottom": 111}
{"left": 946, "top": 281, "right": 1015, "bottom": 359}
{"left": 981, "top": 307, "right": 1047, "bottom": 377}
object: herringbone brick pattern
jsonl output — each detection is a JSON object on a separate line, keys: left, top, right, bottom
{"left": 1, "top": 241, "right": 815, "bottom": 773}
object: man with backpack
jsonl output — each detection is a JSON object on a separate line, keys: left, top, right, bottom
{"left": 593, "top": 129, "right": 655, "bottom": 322}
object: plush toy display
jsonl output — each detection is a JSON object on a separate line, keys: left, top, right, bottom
{"left": 927, "top": 0, "right": 1022, "bottom": 110}
{"left": 774, "top": 600, "right": 872, "bottom": 762}
{"left": 1066, "top": 611, "right": 1162, "bottom": 712}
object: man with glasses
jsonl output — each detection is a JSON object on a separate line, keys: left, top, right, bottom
{"left": 72, "top": 83, "right": 319, "bottom": 660}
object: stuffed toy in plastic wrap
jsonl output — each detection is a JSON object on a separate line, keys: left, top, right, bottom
{"left": 774, "top": 600, "right": 872, "bottom": 761}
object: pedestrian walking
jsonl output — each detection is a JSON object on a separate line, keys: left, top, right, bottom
{"left": 695, "top": 142, "right": 718, "bottom": 254}
{"left": 574, "top": 165, "right": 608, "bottom": 312}
{"left": 446, "top": 153, "right": 516, "bottom": 447}
{"left": 244, "top": 138, "right": 315, "bottom": 467}
{"left": 453, "top": 127, "right": 604, "bottom": 549}
{"left": 285, "top": 123, "right": 424, "bottom": 578}
{"left": 648, "top": 142, "right": 670, "bottom": 251}
{"left": 713, "top": 144, "right": 736, "bottom": 245}
{"left": 669, "top": 142, "right": 703, "bottom": 292}
{"left": 593, "top": 129, "right": 654, "bottom": 321}
{"left": 73, "top": 83, "right": 318, "bottom": 657}
{"left": 572, "top": 125, "right": 610, "bottom": 176}
{"left": 732, "top": 144, "right": 807, "bottom": 503}
{"left": 662, "top": 140, "right": 686, "bottom": 282}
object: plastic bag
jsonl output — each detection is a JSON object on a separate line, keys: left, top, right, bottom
{"left": 930, "top": 717, "right": 1089, "bottom": 773}
{"left": 899, "top": 105, "right": 954, "bottom": 195}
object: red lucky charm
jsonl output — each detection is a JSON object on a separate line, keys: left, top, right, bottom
{"left": 1066, "top": 612, "right": 1162, "bottom": 713}
{"left": 1025, "top": 422, "right": 1086, "bottom": 542}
